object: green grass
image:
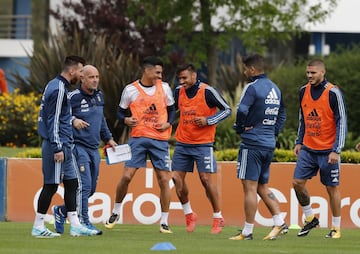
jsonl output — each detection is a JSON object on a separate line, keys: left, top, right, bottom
{"left": 0, "top": 222, "right": 359, "bottom": 253}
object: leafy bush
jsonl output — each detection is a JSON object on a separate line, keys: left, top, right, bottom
{"left": 11, "top": 31, "right": 140, "bottom": 145}
{"left": 0, "top": 90, "right": 41, "bottom": 147}
{"left": 270, "top": 44, "right": 360, "bottom": 139}
{"left": 15, "top": 147, "right": 360, "bottom": 164}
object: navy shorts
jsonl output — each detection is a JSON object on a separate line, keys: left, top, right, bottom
{"left": 125, "top": 137, "right": 171, "bottom": 171}
{"left": 41, "top": 140, "right": 79, "bottom": 184}
{"left": 294, "top": 149, "right": 340, "bottom": 186}
{"left": 171, "top": 144, "right": 217, "bottom": 173}
{"left": 236, "top": 146, "right": 274, "bottom": 183}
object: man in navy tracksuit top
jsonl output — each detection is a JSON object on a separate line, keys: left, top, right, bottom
{"left": 53, "top": 65, "right": 117, "bottom": 235}
{"left": 230, "top": 54, "right": 287, "bottom": 241}
{"left": 33, "top": 55, "right": 98, "bottom": 237}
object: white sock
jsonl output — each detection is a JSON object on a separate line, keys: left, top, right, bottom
{"left": 113, "top": 202, "right": 122, "bottom": 215}
{"left": 213, "top": 211, "right": 222, "bottom": 219}
{"left": 332, "top": 216, "right": 341, "bottom": 228}
{"left": 182, "top": 202, "right": 193, "bottom": 215}
{"left": 160, "top": 212, "right": 169, "bottom": 225}
{"left": 302, "top": 204, "right": 313, "bottom": 219}
{"left": 242, "top": 222, "right": 254, "bottom": 236}
{"left": 33, "top": 212, "right": 45, "bottom": 229}
{"left": 273, "top": 214, "right": 284, "bottom": 226}
{"left": 67, "top": 211, "right": 81, "bottom": 226}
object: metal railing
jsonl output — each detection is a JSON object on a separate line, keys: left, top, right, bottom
{"left": 0, "top": 15, "right": 32, "bottom": 39}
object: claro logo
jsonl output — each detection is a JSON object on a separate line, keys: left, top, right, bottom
{"left": 33, "top": 168, "right": 183, "bottom": 225}
{"left": 32, "top": 168, "right": 360, "bottom": 227}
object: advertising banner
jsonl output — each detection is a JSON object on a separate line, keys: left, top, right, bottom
{"left": 5, "top": 159, "right": 360, "bottom": 228}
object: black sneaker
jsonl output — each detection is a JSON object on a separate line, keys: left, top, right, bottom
{"left": 105, "top": 213, "right": 120, "bottom": 229}
{"left": 159, "top": 224, "right": 173, "bottom": 233}
{"left": 297, "top": 217, "right": 319, "bottom": 237}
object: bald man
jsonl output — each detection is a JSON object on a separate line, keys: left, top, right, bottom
{"left": 53, "top": 65, "right": 117, "bottom": 235}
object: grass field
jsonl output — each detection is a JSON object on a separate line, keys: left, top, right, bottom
{"left": 0, "top": 222, "right": 359, "bottom": 254}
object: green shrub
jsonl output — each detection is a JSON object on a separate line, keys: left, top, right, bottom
{"left": 0, "top": 90, "right": 41, "bottom": 147}
{"left": 215, "top": 149, "right": 238, "bottom": 161}
{"left": 16, "top": 148, "right": 42, "bottom": 158}
{"left": 11, "top": 31, "right": 140, "bottom": 145}
{"left": 273, "top": 149, "right": 297, "bottom": 162}
{"left": 12, "top": 147, "right": 360, "bottom": 164}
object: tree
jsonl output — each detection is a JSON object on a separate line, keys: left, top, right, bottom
{"left": 51, "top": 0, "right": 337, "bottom": 85}
{"left": 127, "top": 0, "right": 338, "bottom": 84}
{"left": 11, "top": 30, "right": 140, "bottom": 144}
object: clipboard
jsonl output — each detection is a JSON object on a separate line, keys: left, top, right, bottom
{"left": 105, "top": 144, "right": 132, "bottom": 165}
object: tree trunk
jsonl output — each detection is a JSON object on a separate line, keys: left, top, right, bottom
{"left": 199, "top": 0, "right": 217, "bottom": 86}
{"left": 207, "top": 43, "right": 217, "bottom": 86}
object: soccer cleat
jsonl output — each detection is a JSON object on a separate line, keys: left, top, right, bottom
{"left": 325, "top": 228, "right": 341, "bottom": 239}
{"left": 53, "top": 205, "right": 66, "bottom": 234}
{"left": 105, "top": 213, "right": 120, "bottom": 229}
{"left": 185, "top": 212, "right": 197, "bottom": 233}
{"left": 160, "top": 224, "right": 173, "bottom": 234}
{"left": 31, "top": 227, "right": 61, "bottom": 238}
{"left": 211, "top": 217, "right": 225, "bottom": 234}
{"left": 82, "top": 222, "right": 103, "bottom": 235}
{"left": 297, "top": 217, "right": 319, "bottom": 237}
{"left": 70, "top": 225, "right": 98, "bottom": 236}
{"left": 263, "top": 223, "right": 289, "bottom": 240}
{"left": 229, "top": 230, "right": 253, "bottom": 240}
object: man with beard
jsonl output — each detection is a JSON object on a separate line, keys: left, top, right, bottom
{"left": 32, "top": 56, "right": 98, "bottom": 237}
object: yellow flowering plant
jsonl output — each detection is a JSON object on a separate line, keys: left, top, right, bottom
{"left": 0, "top": 89, "right": 41, "bottom": 147}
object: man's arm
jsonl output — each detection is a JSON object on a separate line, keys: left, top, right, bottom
{"left": 330, "top": 87, "right": 347, "bottom": 153}
{"left": 204, "top": 86, "right": 232, "bottom": 125}
{"left": 233, "top": 84, "right": 255, "bottom": 134}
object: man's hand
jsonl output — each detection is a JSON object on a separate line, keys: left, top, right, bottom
{"left": 73, "top": 118, "right": 90, "bottom": 130}
{"left": 293, "top": 144, "right": 302, "bottom": 156}
{"left": 328, "top": 151, "right": 340, "bottom": 164}
{"left": 107, "top": 139, "right": 117, "bottom": 151}
{"left": 54, "top": 151, "right": 64, "bottom": 163}
{"left": 154, "top": 122, "right": 171, "bottom": 131}
{"left": 124, "top": 117, "right": 138, "bottom": 127}
{"left": 194, "top": 116, "right": 207, "bottom": 127}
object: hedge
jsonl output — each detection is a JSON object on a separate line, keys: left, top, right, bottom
{"left": 13, "top": 147, "right": 360, "bottom": 163}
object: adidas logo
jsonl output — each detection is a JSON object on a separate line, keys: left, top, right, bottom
{"left": 144, "top": 103, "right": 158, "bottom": 115}
{"left": 80, "top": 98, "right": 89, "bottom": 109}
{"left": 308, "top": 109, "right": 319, "bottom": 117}
{"left": 307, "top": 109, "right": 321, "bottom": 120}
{"left": 265, "top": 88, "right": 280, "bottom": 105}
{"left": 149, "top": 103, "right": 157, "bottom": 111}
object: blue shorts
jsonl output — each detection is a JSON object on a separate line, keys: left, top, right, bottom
{"left": 41, "top": 140, "right": 79, "bottom": 184}
{"left": 236, "top": 146, "right": 274, "bottom": 183}
{"left": 125, "top": 137, "right": 171, "bottom": 171}
{"left": 171, "top": 144, "right": 217, "bottom": 173}
{"left": 294, "top": 149, "right": 340, "bottom": 186}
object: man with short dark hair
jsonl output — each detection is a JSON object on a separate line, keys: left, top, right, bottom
{"left": 52, "top": 65, "right": 117, "bottom": 235}
{"left": 33, "top": 55, "right": 98, "bottom": 237}
{"left": 292, "top": 59, "right": 347, "bottom": 239}
{"left": 172, "top": 63, "right": 231, "bottom": 234}
{"left": 230, "top": 53, "right": 287, "bottom": 241}
{"left": 105, "top": 56, "right": 176, "bottom": 233}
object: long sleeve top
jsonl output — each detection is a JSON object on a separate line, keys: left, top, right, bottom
{"left": 234, "top": 74, "right": 286, "bottom": 150}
